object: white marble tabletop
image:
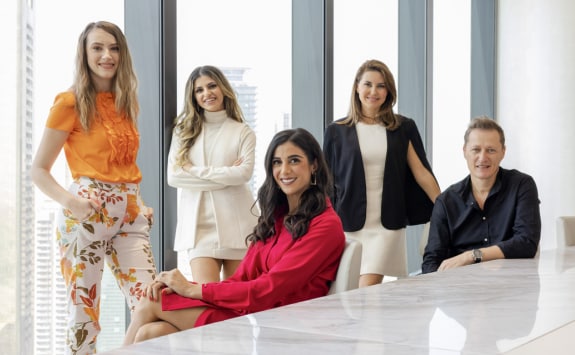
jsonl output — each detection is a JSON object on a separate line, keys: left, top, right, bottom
{"left": 102, "top": 248, "right": 575, "bottom": 354}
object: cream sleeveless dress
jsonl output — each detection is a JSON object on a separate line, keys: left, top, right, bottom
{"left": 345, "top": 122, "right": 408, "bottom": 277}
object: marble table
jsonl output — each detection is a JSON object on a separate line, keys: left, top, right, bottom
{"left": 101, "top": 247, "right": 575, "bottom": 354}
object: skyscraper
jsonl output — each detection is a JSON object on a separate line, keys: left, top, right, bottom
{"left": 0, "top": 0, "right": 36, "bottom": 353}
{"left": 35, "top": 204, "right": 67, "bottom": 355}
{"left": 222, "top": 67, "right": 260, "bottom": 195}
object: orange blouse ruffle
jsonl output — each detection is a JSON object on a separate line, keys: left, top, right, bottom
{"left": 45, "top": 91, "right": 142, "bottom": 183}
{"left": 96, "top": 92, "right": 139, "bottom": 166}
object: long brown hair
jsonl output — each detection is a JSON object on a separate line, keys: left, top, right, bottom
{"left": 73, "top": 21, "right": 139, "bottom": 131}
{"left": 338, "top": 59, "right": 400, "bottom": 130}
{"left": 173, "top": 65, "right": 245, "bottom": 167}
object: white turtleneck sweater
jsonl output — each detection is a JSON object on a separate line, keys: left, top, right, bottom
{"left": 166, "top": 110, "right": 258, "bottom": 252}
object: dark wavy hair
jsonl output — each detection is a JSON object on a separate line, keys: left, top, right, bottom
{"left": 247, "top": 128, "right": 333, "bottom": 244}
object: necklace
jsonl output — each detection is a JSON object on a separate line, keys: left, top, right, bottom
{"left": 361, "top": 116, "right": 378, "bottom": 124}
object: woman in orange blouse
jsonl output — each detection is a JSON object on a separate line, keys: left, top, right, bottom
{"left": 31, "top": 21, "right": 157, "bottom": 355}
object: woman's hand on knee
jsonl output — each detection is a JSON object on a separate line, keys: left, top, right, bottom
{"left": 145, "top": 279, "right": 167, "bottom": 302}
{"left": 155, "top": 269, "right": 200, "bottom": 299}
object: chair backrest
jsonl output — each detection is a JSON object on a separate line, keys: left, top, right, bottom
{"left": 328, "top": 239, "right": 362, "bottom": 295}
{"left": 419, "top": 222, "right": 431, "bottom": 256}
{"left": 556, "top": 216, "right": 575, "bottom": 247}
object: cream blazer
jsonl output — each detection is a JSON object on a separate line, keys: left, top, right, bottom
{"left": 167, "top": 117, "right": 258, "bottom": 251}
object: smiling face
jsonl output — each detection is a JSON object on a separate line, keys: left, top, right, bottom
{"left": 356, "top": 70, "right": 388, "bottom": 118}
{"left": 193, "top": 75, "right": 225, "bottom": 112}
{"left": 272, "top": 141, "right": 317, "bottom": 213}
{"left": 86, "top": 28, "right": 119, "bottom": 91}
{"left": 463, "top": 128, "right": 506, "bottom": 185}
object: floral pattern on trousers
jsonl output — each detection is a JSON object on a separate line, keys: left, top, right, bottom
{"left": 56, "top": 177, "right": 157, "bottom": 354}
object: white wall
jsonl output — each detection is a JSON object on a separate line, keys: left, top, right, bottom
{"left": 498, "top": 0, "right": 575, "bottom": 250}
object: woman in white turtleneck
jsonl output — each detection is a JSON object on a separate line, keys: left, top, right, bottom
{"left": 167, "top": 65, "right": 258, "bottom": 283}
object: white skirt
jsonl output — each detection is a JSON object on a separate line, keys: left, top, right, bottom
{"left": 186, "top": 193, "right": 247, "bottom": 261}
{"left": 346, "top": 225, "right": 407, "bottom": 277}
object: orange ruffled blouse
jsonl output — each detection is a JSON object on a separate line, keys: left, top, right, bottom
{"left": 46, "top": 91, "right": 142, "bottom": 183}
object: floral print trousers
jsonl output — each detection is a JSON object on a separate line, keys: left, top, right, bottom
{"left": 56, "top": 177, "right": 157, "bottom": 354}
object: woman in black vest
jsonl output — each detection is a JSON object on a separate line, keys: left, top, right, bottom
{"left": 323, "top": 59, "right": 440, "bottom": 287}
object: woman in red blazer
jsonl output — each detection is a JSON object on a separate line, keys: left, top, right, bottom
{"left": 124, "top": 128, "right": 345, "bottom": 345}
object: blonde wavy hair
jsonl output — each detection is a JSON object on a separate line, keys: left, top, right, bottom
{"left": 338, "top": 59, "right": 400, "bottom": 130}
{"left": 173, "top": 65, "right": 244, "bottom": 167}
{"left": 73, "top": 21, "right": 139, "bottom": 131}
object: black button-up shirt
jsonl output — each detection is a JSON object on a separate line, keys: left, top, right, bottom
{"left": 422, "top": 168, "right": 541, "bottom": 273}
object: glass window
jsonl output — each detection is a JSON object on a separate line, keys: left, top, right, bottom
{"left": 5, "top": 1, "right": 481, "bottom": 352}
{"left": 175, "top": 0, "right": 292, "bottom": 277}
{"left": 432, "top": 0, "right": 471, "bottom": 190}
{"left": 333, "top": 0, "right": 398, "bottom": 120}
{"left": 0, "top": 1, "right": 20, "bottom": 354}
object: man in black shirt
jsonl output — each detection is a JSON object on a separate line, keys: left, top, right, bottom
{"left": 422, "top": 117, "right": 541, "bottom": 273}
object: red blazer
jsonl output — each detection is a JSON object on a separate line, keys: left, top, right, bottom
{"left": 162, "top": 201, "right": 345, "bottom": 327}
